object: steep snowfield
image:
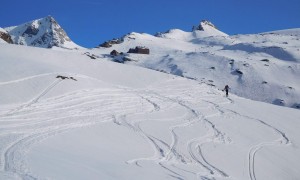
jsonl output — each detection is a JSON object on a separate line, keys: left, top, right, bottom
{"left": 0, "top": 43, "right": 300, "bottom": 180}
{"left": 91, "top": 25, "right": 300, "bottom": 109}
{"left": 4, "top": 16, "right": 82, "bottom": 49}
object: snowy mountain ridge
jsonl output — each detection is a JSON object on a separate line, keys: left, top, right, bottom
{"left": 155, "top": 20, "right": 228, "bottom": 40}
{"left": 93, "top": 25, "right": 300, "bottom": 109}
{"left": 2, "top": 17, "right": 300, "bottom": 109}
{"left": 3, "top": 16, "right": 81, "bottom": 49}
{"left": 192, "top": 20, "right": 225, "bottom": 33}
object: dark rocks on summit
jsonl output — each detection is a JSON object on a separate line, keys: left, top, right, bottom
{"left": 99, "top": 38, "right": 123, "bottom": 48}
{"left": 0, "top": 30, "right": 13, "bottom": 43}
{"left": 192, "top": 20, "right": 218, "bottom": 31}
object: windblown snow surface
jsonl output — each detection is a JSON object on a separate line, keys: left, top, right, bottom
{"left": 0, "top": 43, "right": 300, "bottom": 180}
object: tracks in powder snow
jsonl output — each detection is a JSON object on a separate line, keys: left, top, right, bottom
{"left": 119, "top": 79, "right": 290, "bottom": 180}
{"left": 116, "top": 80, "right": 232, "bottom": 179}
{"left": 204, "top": 100, "right": 290, "bottom": 180}
{"left": 235, "top": 112, "right": 290, "bottom": 180}
{"left": 0, "top": 74, "right": 152, "bottom": 178}
{"left": 0, "top": 76, "right": 291, "bottom": 179}
{"left": 4, "top": 79, "right": 63, "bottom": 117}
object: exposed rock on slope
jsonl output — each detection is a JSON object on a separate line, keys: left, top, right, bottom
{"left": 0, "top": 28, "right": 13, "bottom": 43}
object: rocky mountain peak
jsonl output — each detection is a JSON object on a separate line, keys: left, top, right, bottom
{"left": 192, "top": 20, "right": 218, "bottom": 31}
{"left": 4, "top": 16, "right": 79, "bottom": 49}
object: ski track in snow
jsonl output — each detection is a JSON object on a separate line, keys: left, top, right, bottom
{"left": 3, "top": 79, "right": 63, "bottom": 117}
{"left": 0, "top": 76, "right": 291, "bottom": 179}
{"left": 229, "top": 110, "right": 290, "bottom": 180}
{"left": 118, "top": 81, "right": 232, "bottom": 178}
{"left": 0, "top": 73, "right": 57, "bottom": 85}
{"left": 203, "top": 100, "right": 290, "bottom": 180}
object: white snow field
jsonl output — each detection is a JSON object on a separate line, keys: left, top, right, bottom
{"left": 0, "top": 43, "right": 300, "bottom": 180}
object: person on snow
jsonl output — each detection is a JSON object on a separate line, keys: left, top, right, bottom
{"left": 223, "top": 85, "right": 230, "bottom": 97}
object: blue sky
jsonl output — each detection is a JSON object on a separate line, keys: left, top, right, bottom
{"left": 1, "top": 0, "right": 299, "bottom": 48}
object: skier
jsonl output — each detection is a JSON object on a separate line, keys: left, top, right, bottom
{"left": 223, "top": 85, "right": 230, "bottom": 97}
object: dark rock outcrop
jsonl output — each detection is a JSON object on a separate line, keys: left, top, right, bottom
{"left": 99, "top": 38, "right": 123, "bottom": 48}
{"left": 127, "top": 46, "right": 150, "bottom": 54}
{"left": 0, "top": 30, "right": 13, "bottom": 43}
{"left": 192, "top": 20, "right": 218, "bottom": 31}
{"left": 110, "top": 50, "right": 120, "bottom": 56}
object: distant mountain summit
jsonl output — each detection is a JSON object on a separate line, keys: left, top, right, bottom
{"left": 154, "top": 20, "right": 228, "bottom": 41}
{"left": 192, "top": 20, "right": 218, "bottom": 31}
{"left": 191, "top": 20, "right": 228, "bottom": 37}
{"left": 97, "top": 20, "right": 228, "bottom": 48}
{"left": 4, "top": 16, "right": 81, "bottom": 49}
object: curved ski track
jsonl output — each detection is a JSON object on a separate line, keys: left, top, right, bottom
{"left": 0, "top": 76, "right": 291, "bottom": 180}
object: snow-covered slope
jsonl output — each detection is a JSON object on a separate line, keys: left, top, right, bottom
{"left": 4, "top": 16, "right": 82, "bottom": 49}
{"left": 92, "top": 23, "right": 300, "bottom": 109}
{"left": 0, "top": 43, "right": 300, "bottom": 180}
